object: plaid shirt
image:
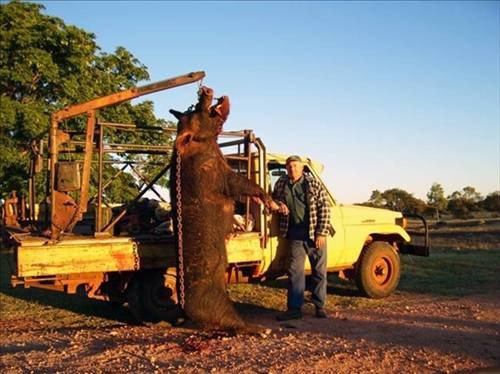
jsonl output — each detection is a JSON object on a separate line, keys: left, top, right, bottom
{"left": 272, "top": 173, "right": 333, "bottom": 239}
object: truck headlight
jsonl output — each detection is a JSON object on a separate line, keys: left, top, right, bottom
{"left": 395, "top": 217, "right": 407, "bottom": 229}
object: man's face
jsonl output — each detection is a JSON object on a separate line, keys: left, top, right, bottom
{"left": 286, "top": 161, "right": 304, "bottom": 182}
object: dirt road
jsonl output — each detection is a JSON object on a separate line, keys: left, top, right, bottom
{"left": 1, "top": 287, "right": 499, "bottom": 373}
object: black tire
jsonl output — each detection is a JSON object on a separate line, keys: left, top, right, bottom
{"left": 126, "top": 268, "right": 181, "bottom": 323}
{"left": 141, "top": 268, "right": 180, "bottom": 322}
{"left": 355, "top": 241, "right": 401, "bottom": 299}
{"left": 125, "top": 274, "right": 144, "bottom": 323}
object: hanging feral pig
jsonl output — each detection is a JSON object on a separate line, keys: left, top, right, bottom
{"left": 169, "top": 86, "right": 277, "bottom": 335}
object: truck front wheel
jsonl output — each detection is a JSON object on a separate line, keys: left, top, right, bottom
{"left": 355, "top": 241, "right": 401, "bottom": 299}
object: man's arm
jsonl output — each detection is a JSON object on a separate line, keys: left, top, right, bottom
{"left": 272, "top": 177, "right": 290, "bottom": 215}
{"left": 315, "top": 184, "right": 332, "bottom": 237}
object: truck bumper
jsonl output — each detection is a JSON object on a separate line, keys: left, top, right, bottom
{"left": 401, "top": 213, "right": 430, "bottom": 257}
{"left": 399, "top": 243, "right": 429, "bottom": 257}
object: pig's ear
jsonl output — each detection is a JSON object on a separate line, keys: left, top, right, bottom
{"left": 212, "top": 95, "right": 230, "bottom": 123}
{"left": 169, "top": 109, "right": 186, "bottom": 121}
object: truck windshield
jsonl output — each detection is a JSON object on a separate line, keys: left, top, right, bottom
{"left": 268, "top": 164, "right": 315, "bottom": 191}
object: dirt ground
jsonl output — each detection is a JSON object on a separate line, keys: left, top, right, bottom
{"left": 0, "top": 291, "right": 499, "bottom": 373}
{"left": 1, "top": 222, "right": 499, "bottom": 373}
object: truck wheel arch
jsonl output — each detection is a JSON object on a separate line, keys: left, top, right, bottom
{"left": 365, "top": 233, "right": 407, "bottom": 249}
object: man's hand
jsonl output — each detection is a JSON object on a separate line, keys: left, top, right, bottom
{"left": 252, "top": 196, "right": 281, "bottom": 212}
{"left": 267, "top": 200, "right": 281, "bottom": 211}
{"left": 277, "top": 202, "right": 289, "bottom": 215}
{"left": 315, "top": 235, "right": 326, "bottom": 249}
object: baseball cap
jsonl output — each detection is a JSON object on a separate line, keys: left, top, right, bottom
{"left": 286, "top": 155, "right": 302, "bottom": 164}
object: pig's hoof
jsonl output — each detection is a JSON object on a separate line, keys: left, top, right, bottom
{"left": 234, "top": 323, "right": 271, "bottom": 337}
{"left": 258, "top": 328, "right": 272, "bottom": 338}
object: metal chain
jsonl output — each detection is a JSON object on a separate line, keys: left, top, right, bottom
{"left": 175, "top": 152, "right": 186, "bottom": 309}
{"left": 132, "top": 242, "right": 139, "bottom": 271}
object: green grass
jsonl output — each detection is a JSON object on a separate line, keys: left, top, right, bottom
{"left": 399, "top": 249, "right": 500, "bottom": 296}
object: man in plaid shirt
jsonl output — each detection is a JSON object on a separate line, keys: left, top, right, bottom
{"left": 273, "top": 155, "right": 333, "bottom": 320}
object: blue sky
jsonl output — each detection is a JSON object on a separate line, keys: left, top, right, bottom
{"left": 39, "top": 0, "right": 499, "bottom": 204}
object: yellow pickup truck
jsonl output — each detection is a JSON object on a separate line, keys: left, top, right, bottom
{"left": 1, "top": 74, "right": 429, "bottom": 322}
{"left": 222, "top": 130, "right": 429, "bottom": 301}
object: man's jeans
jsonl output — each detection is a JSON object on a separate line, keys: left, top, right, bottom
{"left": 287, "top": 239, "right": 327, "bottom": 311}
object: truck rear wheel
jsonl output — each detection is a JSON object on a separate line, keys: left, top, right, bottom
{"left": 355, "top": 241, "right": 400, "bottom": 299}
{"left": 126, "top": 268, "right": 180, "bottom": 323}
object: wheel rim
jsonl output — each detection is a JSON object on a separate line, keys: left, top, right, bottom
{"left": 148, "top": 270, "right": 178, "bottom": 308}
{"left": 163, "top": 272, "right": 178, "bottom": 305}
{"left": 370, "top": 256, "right": 393, "bottom": 288}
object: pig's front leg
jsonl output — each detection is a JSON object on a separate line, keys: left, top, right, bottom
{"left": 225, "top": 171, "right": 279, "bottom": 211}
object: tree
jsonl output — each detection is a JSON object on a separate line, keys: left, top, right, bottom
{"left": 366, "top": 189, "right": 385, "bottom": 207}
{"left": 481, "top": 191, "right": 500, "bottom": 212}
{"left": 381, "top": 188, "right": 426, "bottom": 214}
{"left": 362, "top": 188, "right": 427, "bottom": 213}
{"left": 461, "top": 186, "right": 482, "bottom": 204}
{"left": 426, "top": 182, "right": 447, "bottom": 220}
{"left": 447, "top": 186, "right": 482, "bottom": 219}
{"left": 0, "top": 1, "right": 173, "bottom": 202}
